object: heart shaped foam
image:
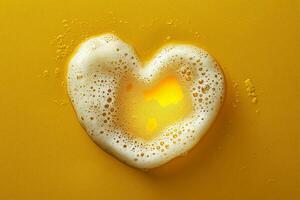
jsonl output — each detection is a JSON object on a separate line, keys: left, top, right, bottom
{"left": 67, "top": 34, "right": 225, "bottom": 169}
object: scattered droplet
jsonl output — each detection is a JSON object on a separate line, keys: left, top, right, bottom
{"left": 54, "top": 67, "right": 60, "bottom": 77}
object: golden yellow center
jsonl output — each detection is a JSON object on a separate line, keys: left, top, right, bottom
{"left": 116, "top": 75, "right": 192, "bottom": 140}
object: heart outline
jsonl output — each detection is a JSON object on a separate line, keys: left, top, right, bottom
{"left": 67, "top": 34, "right": 225, "bottom": 169}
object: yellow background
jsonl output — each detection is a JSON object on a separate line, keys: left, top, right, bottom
{"left": 0, "top": 0, "right": 299, "bottom": 199}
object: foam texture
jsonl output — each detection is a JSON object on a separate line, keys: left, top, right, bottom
{"left": 67, "top": 34, "right": 225, "bottom": 169}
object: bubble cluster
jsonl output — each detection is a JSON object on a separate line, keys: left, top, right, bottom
{"left": 67, "top": 34, "right": 225, "bottom": 169}
{"left": 244, "top": 78, "right": 258, "bottom": 104}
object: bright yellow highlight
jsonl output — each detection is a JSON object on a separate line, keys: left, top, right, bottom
{"left": 117, "top": 75, "right": 192, "bottom": 140}
{"left": 144, "top": 76, "right": 183, "bottom": 107}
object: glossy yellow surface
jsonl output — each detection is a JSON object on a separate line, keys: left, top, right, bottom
{"left": 0, "top": 0, "right": 299, "bottom": 199}
{"left": 144, "top": 76, "right": 184, "bottom": 107}
{"left": 117, "top": 75, "right": 192, "bottom": 139}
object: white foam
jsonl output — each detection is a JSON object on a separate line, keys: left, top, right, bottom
{"left": 67, "top": 34, "right": 225, "bottom": 169}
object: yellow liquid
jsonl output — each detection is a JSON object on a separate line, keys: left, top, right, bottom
{"left": 117, "top": 75, "right": 192, "bottom": 140}
{"left": 0, "top": 0, "right": 299, "bottom": 199}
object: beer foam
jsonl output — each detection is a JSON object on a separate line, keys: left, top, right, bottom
{"left": 67, "top": 34, "right": 225, "bottom": 169}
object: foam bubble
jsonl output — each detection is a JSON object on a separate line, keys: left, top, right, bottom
{"left": 67, "top": 33, "right": 225, "bottom": 169}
